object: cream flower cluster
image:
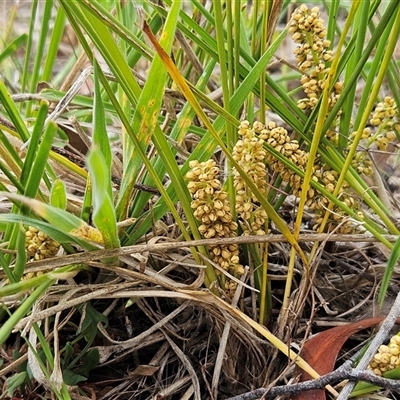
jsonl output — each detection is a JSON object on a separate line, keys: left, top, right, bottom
{"left": 233, "top": 121, "right": 268, "bottom": 235}
{"left": 370, "top": 97, "right": 399, "bottom": 151}
{"left": 252, "top": 120, "right": 308, "bottom": 198}
{"left": 26, "top": 226, "right": 60, "bottom": 260}
{"left": 346, "top": 97, "right": 399, "bottom": 176}
{"left": 311, "top": 164, "right": 361, "bottom": 234}
{"left": 348, "top": 128, "right": 374, "bottom": 176}
{"left": 290, "top": 5, "right": 342, "bottom": 128}
{"left": 186, "top": 160, "right": 244, "bottom": 277}
{"left": 242, "top": 121, "right": 359, "bottom": 234}
{"left": 368, "top": 334, "right": 400, "bottom": 376}
{"left": 188, "top": 109, "right": 369, "bottom": 284}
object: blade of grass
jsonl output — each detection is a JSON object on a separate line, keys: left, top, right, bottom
{"left": 0, "top": 214, "right": 96, "bottom": 250}
{"left": 49, "top": 179, "right": 67, "bottom": 210}
{"left": 127, "top": 58, "right": 217, "bottom": 228}
{"left": 20, "top": 0, "right": 38, "bottom": 94}
{"left": 0, "top": 34, "right": 27, "bottom": 64}
{"left": 258, "top": 1, "right": 270, "bottom": 125}
{"left": 0, "top": 192, "right": 104, "bottom": 246}
{"left": 338, "top": 0, "right": 370, "bottom": 149}
{"left": 13, "top": 224, "right": 27, "bottom": 282}
{"left": 59, "top": 0, "right": 144, "bottom": 219}
{"left": 114, "top": 0, "right": 181, "bottom": 218}
{"left": 20, "top": 101, "right": 49, "bottom": 189}
{"left": 378, "top": 236, "right": 400, "bottom": 309}
{"left": 92, "top": 62, "right": 112, "bottom": 169}
{"left": 77, "top": 0, "right": 153, "bottom": 61}
{"left": 0, "top": 280, "right": 55, "bottom": 346}
{"left": 42, "top": 7, "right": 66, "bottom": 82}
{"left": 23, "top": 119, "right": 56, "bottom": 201}
{"left": 87, "top": 149, "right": 119, "bottom": 249}
{"left": 0, "top": 78, "right": 30, "bottom": 142}
{"left": 86, "top": 62, "right": 119, "bottom": 248}
{"left": 25, "top": 0, "right": 54, "bottom": 118}
{"left": 0, "top": 130, "right": 23, "bottom": 189}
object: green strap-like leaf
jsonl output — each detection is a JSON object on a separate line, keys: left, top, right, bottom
{"left": 0, "top": 192, "right": 104, "bottom": 246}
{"left": 50, "top": 179, "right": 67, "bottom": 210}
{"left": 92, "top": 61, "right": 112, "bottom": 169}
{"left": 116, "top": 0, "right": 182, "bottom": 217}
{"left": 0, "top": 34, "right": 27, "bottom": 64}
{"left": 87, "top": 149, "right": 120, "bottom": 249}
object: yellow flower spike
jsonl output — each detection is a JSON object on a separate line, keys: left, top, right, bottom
{"left": 25, "top": 226, "right": 61, "bottom": 260}
{"left": 391, "top": 336, "right": 400, "bottom": 345}
{"left": 389, "top": 344, "right": 400, "bottom": 356}
{"left": 186, "top": 160, "right": 243, "bottom": 280}
{"left": 71, "top": 224, "right": 104, "bottom": 244}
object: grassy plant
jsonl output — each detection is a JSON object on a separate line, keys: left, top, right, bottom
{"left": 0, "top": 1, "right": 399, "bottom": 398}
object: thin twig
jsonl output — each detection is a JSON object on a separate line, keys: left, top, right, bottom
{"left": 224, "top": 363, "right": 400, "bottom": 400}
{"left": 13, "top": 233, "right": 399, "bottom": 272}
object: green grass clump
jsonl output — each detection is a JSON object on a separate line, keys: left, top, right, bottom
{"left": 0, "top": 1, "right": 399, "bottom": 398}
